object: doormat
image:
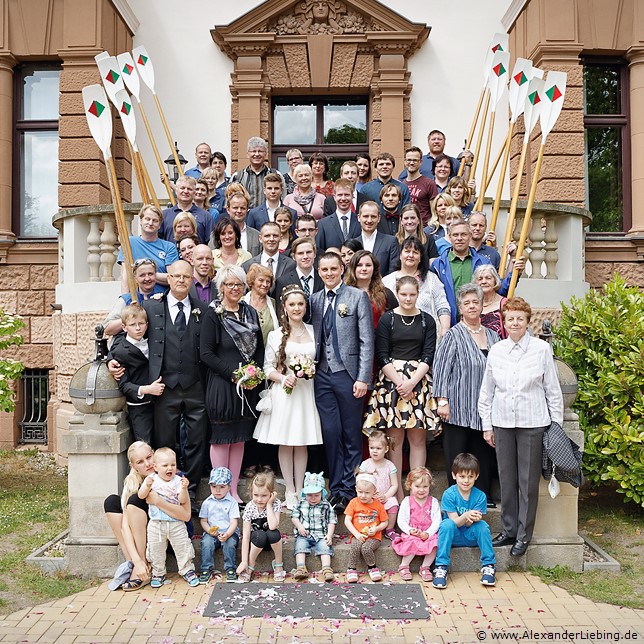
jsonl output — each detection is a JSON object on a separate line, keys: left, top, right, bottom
{"left": 203, "top": 582, "right": 430, "bottom": 619}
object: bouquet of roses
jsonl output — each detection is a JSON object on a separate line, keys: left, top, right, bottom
{"left": 233, "top": 361, "right": 266, "bottom": 390}
{"left": 284, "top": 354, "right": 316, "bottom": 394}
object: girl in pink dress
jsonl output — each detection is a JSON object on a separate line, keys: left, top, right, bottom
{"left": 393, "top": 467, "right": 441, "bottom": 582}
{"left": 358, "top": 431, "right": 399, "bottom": 540}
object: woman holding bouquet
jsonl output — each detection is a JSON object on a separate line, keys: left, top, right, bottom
{"left": 254, "top": 285, "right": 323, "bottom": 510}
{"left": 201, "top": 265, "right": 265, "bottom": 504}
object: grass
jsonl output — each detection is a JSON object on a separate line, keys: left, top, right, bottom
{"left": 530, "top": 483, "right": 644, "bottom": 609}
{"left": 0, "top": 449, "right": 99, "bottom": 615}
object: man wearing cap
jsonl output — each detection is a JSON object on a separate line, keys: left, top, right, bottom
{"left": 198, "top": 467, "right": 240, "bottom": 583}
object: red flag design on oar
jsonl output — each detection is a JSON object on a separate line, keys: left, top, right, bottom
{"left": 132, "top": 45, "right": 155, "bottom": 93}
{"left": 95, "top": 54, "right": 126, "bottom": 107}
{"left": 117, "top": 52, "right": 141, "bottom": 100}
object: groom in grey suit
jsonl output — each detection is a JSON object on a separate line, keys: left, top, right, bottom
{"left": 311, "top": 252, "right": 374, "bottom": 510}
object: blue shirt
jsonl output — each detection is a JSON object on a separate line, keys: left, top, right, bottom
{"left": 120, "top": 283, "right": 167, "bottom": 305}
{"left": 360, "top": 177, "right": 411, "bottom": 214}
{"left": 398, "top": 153, "right": 458, "bottom": 181}
{"left": 440, "top": 484, "right": 487, "bottom": 519}
{"left": 199, "top": 492, "right": 240, "bottom": 536}
{"left": 473, "top": 244, "right": 501, "bottom": 271}
{"left": 185, "top": 166, "right": 203, "bottom": 178}
{"left": 117, "top": 236, "right": 179, "bottom": 273}
{"left": 159, "top": 204, "right": 213, "bottom": 246}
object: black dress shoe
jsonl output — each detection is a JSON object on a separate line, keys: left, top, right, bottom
{"left": 511, "top": 540, "right": 529, "bottom": 556}
{"left": 492, "top": 532, "right": 515, "bottom": 547}
{"left": 487, "top": 501, "right": 497, "bottom": 509}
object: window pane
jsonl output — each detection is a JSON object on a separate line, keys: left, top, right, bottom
{"left": 21, "top": 69, "right": 60, "bottom": 120}
{"left": 585, "top": 127, "right": 623, "bottom": 232}
{"left": 274, "top": 104, "right": 316, "bottom": 145}
{"left": 584, "top": 66, "right": 620, "bottom": 115}
{"left": 323, "top": 104, "right": 367, "bottom": 143}
{"left": 20, "top": 131, "right": 58, "bottom": 237}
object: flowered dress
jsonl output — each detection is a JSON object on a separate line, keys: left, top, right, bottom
{"left": 392, "top": 495, "right": 440, "bottom": 556}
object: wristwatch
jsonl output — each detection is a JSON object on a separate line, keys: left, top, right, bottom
{"left": 437, "top": 400, "right": 448, "bottom": 407}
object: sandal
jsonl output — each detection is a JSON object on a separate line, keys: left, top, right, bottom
{"left": 398, "top": 565, "right": 413, "bottom": 581}
{"left": 419, "top": 566, "right": 433, "bottom": 582}
{"left": 321, "top": 567, "right": 335, "bottom": 582}
{"left": 272, "top": 561, "right": 286, "bottom": 582}
{"left": 121, "top": 578, "right": 149, "bottom": 592}
{"left": 293, "top": 566, "right": 309, "bottom": 580}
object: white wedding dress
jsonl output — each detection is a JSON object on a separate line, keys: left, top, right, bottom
{"left": 253, "top": 326, "right": 323, "bottom": 446}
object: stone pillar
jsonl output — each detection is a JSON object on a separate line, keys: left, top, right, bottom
{"left": 0, "top": 53, "right": 17, "bottom": 259}
{"left": 627, "top": 48, "right": 644, "bottom": 248}
{"left": 62, "top": 410, "right": 131, "bottom": 576}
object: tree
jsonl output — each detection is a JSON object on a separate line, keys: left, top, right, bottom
{"left": 0, "top": 310, "right": 25, "bottom": 412}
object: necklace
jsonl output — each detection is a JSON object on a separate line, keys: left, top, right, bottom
{"left": 400, "top": 313, "right": 417, "bottom": 326}
{"left": 291, "top": 324, "right": 306, "bottom": 337}
{"left": 462, "top": 321, "right": 483, "bottom": 334}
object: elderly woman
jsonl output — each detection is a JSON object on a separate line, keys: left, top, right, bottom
{"left": 474, "top": 264, "right": 507, "bottom": 339}
{"left": 200, "top": 265, "right": 265, "bottom": 503}
{"left": 382, "top": 236, "right": 451, "bottom": 337}
{"left": 284, "top": 163, "right": 326, "bottom": 220}
{"left": 284, "top": 148, "right": 303, "bottom": 194}
{"left": 478, "top": 297, "right": 564, "bottom": 556}
{"left": 172, "top": 211, "right": 198, "bottom": 242}
{"left": 243, "top": 263, "right": 278, "bottom": 346}
{"left": 211, "top": 218, "right": 252, "bottom": 270}
{"left": 433, "top": 283, "right": 500, "bottom": 506}
{"left": 363, "top": 275, "right": 439, "bottom": 502}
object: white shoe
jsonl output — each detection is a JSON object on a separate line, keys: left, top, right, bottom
{"left": 285, "top": 491, "right": 298, "bottom": 510}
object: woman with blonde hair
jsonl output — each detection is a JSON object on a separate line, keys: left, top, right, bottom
{"left": 243, "top": 263, "right": 278, "bottom": 346}
{"left": 172, "top": 211, "right": 197, "bottom": 242}
{"left": 396, "top": 204, "right": 438, "bottom": 263}
{"left": 445, "top": 176, "right": 474, "bottom": 217}
{"left": 425, "top": 193, "right": 457, "bottom": 240}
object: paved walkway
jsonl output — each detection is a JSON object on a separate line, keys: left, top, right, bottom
{"left": 1, "top": 571, "right": 642, "bottom": 643}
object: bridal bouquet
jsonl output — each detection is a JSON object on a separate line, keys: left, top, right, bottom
{"left": 234, "top": 361, "right": 266, "bottom": 390}
{"left": 284, "top": 354, "right": 316, "bottom": 394}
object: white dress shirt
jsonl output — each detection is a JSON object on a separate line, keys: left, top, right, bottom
{"left": 240, "top": 225, "right": 248, "bottom": 252}
{"left": 166, "top": 293, "right": 191, "bottom": 325}
{"left": 478, "top": 333, "right": 564, "bottom": 431}
{"left": 261, "top": 251, "right": 279, "bottom": 276}
{"left": 125, "top": 335, "right": 149, "bottom": 359}
{"left": 361, "top": 230, "right": 377, "bottom": 253}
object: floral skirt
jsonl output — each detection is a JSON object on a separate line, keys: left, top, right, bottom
{"left": 362, "top": 360, "right": 440, "bottom": 435}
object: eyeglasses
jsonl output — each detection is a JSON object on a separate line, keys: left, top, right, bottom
{"left": 133, "top": 258, "right": 157, "bottom": 269}
{"left": 168, "top": 273, "right": 191, "bottom": 281}
{"left": 223, "top": 282, "right": 244, "bottom": 290}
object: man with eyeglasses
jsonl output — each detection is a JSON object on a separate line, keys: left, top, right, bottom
{"left": 401, "top": 146, "right": 438, "bottom": 226}
{"left": 118, "top": 204, "right": 179, "bottom": 293}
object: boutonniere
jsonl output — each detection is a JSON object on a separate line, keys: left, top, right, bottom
{"left": 211, "top": 301, "right": 224, "bottom": 316}
{"left": 337, "top": 304, "right": 349, "bottom": 317}
{"left": 191, "top": 309, "right": 201, "bottom": 323}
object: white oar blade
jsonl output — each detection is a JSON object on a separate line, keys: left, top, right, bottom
{"left": 96, "top": 54, "right": 125, "bottom": 107}
{"left": 488, "top": 50, "right": 510, "bottom": 107}
{"left": 522, "top": 78, "right": 545, "bottom": 144}
{"left": 114, "top": 89, "right": 137, "bottom": 148}
{"left": 508, "top": 58, "right": 533, "bottom": 123}
{"left": 483, "top": 33, "right": 509, "bottom": 86}
{"left": 132, "top": 45, "right": 155, "bottom": 92}
{"left": 117, "top": 52, "right": 141, "bottom": 101}
{"left": 540, "top": 71, "right": 567, "bottom": 142}
{"left": 82, "top": 84, "right": 112, "bottom": 158}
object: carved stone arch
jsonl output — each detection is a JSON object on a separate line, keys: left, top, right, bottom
{"left": 212, "top": 0, "right": 430, "bottom": 169}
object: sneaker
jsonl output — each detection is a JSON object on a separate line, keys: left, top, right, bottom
{"left": 398, "top": 565, "right": 412, "bottom": 581}
{"left": 419, "top": 566, "right": 433, "bottom": 582}
{"left": 346, "top": 569, "right": 359, "bottom": 583}
{"left": 432, "top": 566, "right": 448, "bottom": 589}
{"left": 293, "top": 566, "right": 309, "bottom": 580}
{"left": 384, "top": 529, "right": 397, "bottom": 540}
{"left": 225, "top": 569, "right": 237, "bottom": 582}
{"left": 198, "top": 569, "right": 213, "bottom": 584}
{"left": 480, "top": 565, "right": 496, "bottom": 586}
{"left": 368, "top": 567, "right": 382, "bottom": 582}
{"left": 150, "top": 575, "right": 166, "bottom": 589}
{"left": 183, "top": 570, "right": 200, "bottom": 587}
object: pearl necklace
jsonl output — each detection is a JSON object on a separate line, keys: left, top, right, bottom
{"left": 462, "top": 321, "right": 483, "bottom": 334}
{"left": 399, "top": 311, "right": 418, "bottom": 326}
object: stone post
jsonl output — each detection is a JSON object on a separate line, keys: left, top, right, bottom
{"left": 62, "top": 410, "right": 131, "bottom": 576}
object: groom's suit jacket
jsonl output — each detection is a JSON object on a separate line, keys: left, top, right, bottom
{"left": 310, "top": 283, "right": 374, "bottom": 385}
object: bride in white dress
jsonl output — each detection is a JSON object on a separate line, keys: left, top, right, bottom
{"left": 254, "top": 285, "right": 322, "bottom": 509}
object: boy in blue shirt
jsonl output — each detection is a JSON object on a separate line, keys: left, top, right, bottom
{"left": 199, "top": 467, "right": 240, "bottom": 583}
{"left": 433, "top": 453, "right": 496, "bottom": 589}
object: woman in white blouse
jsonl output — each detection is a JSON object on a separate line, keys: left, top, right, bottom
{"left": 478, "top": 297, "right": 563, "bottom": 557}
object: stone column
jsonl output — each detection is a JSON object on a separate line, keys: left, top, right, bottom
{"left": 62, "top": 410, "right": 131, "bottom": 576}
{"left": 627, "top": 48, "right": 644, "bottom": 249}
{"left": 0, "top": 53, "right": 17, "bottom": 257}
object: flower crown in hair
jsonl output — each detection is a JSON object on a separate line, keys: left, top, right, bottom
{"left": 280, "top": 284, "right": 307, "bottom": 304}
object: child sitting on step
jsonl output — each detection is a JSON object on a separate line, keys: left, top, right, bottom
{"left": 291, "top": 471, "right": 337, "bottom": 582}
{"left": 236, "top": 472, "right": 285, "bottom": 582}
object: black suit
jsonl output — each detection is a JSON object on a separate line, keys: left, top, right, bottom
{"left": 316, "top": 212, "right": 362, "bottom": 252}
{"left": 142, "top": 296, "right": 209, "bottom": 497}
{"left": 109, "top": 336, "right": 155, "bottom": 444}
{"left": 322, "top": 191, "right": 368, "bottom": 217}
{"left": 352, "top": 232, "right": 400, "bottom": 277}
{"left": 274, "top": 268, "right": 324, "bottom": 319}
{"left": 242, "top": 253, "right": 295, "bottom": 294}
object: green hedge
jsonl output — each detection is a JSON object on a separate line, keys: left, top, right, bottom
{"left": 554, "top": 275, "right": 644, "bottom": 507}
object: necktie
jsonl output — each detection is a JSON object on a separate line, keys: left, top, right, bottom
{"left": 175, "top": 301, "right": 186, "bottom": 336}
{"left": 302, "top": 275, "right": 311, "bottom": 297}
{"left": 267, "top": 257, "right": 275, "bottom": 273}
{"left": 341, "top": 215, "right": 349, "bottom": 240}
{"left": 323, "top": 290, "right": 335, "bottom": 339}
